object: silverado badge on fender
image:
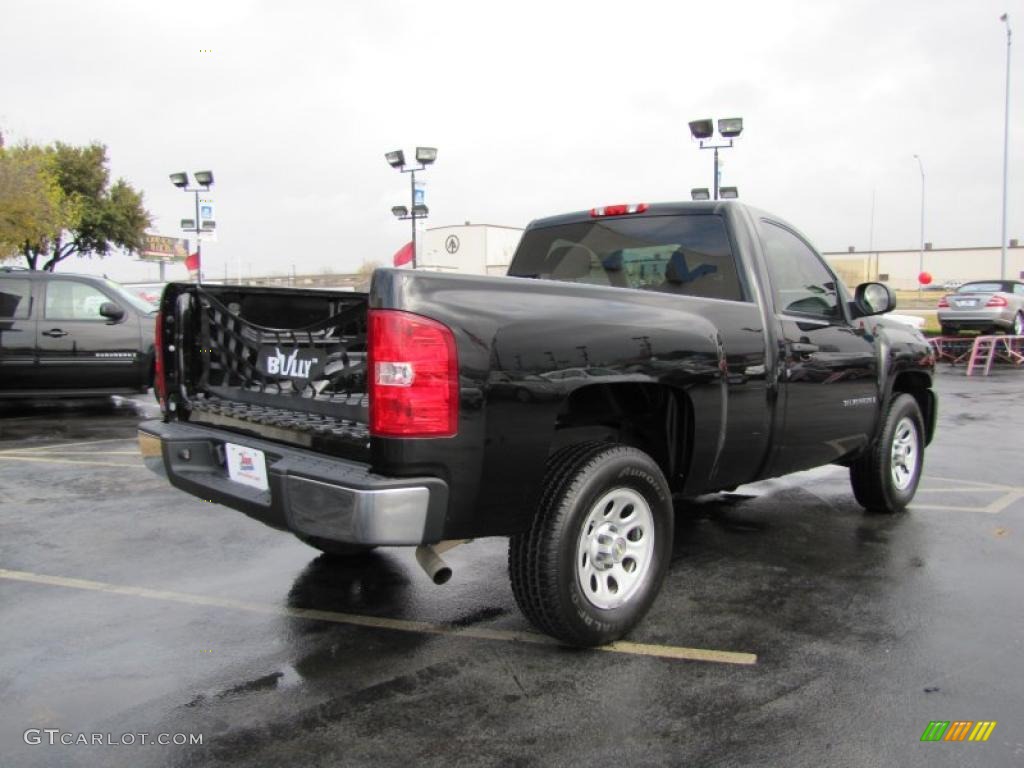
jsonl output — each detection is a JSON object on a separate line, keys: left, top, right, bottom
{"left": 257, "top": 345, "right": 322, "bottom": 381}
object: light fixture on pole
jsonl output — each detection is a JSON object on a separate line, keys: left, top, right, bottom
{"left": 386, "top": 147, "right": 437, "bottom": 269}
{"left": 688, "top": 117, "right": 743, "bottom": 200}
{"left": 1000, "top": 12, "right": 1012, "bottom": 279}
{"left": 719, "top": 186, "right": 739, "bottom": 199}
{"left": 913, "top": 155, "right": 925, "bottom": 295}
{"left": 691, "top": 188, "right": 710, "bottom": 201}
{"left": 169, "top": 170, "right": 215, "bottom": 284}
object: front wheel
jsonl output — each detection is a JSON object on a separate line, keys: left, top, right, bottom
{"left": 508, "top": 442, "right": 673, "bottom": 646}
{"left": 849, "top": 394, "right": 925, "bottom": 513}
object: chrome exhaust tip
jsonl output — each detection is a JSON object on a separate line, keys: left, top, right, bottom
{"left": 415, "top": 545, "right": 453, "bottom": 585}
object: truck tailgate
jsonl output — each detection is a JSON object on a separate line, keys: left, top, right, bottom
{"left": 162, "top": 283, "right": 370, "bottom": 460}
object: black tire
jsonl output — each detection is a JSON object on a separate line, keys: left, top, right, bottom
{"left": 1013, "top": 311, "right": 1024, "bottom": 337}
{"left": 940, "top": 324, "right": 957, "bottom": 337}
{"left": 296, "top": 534, "right": 376, "bottom": 558}
{"left": 849, "top": 394, "right": 925, "bottom": 513}
{"left": 508, "top": 442, "right": 674, "bottom": 646}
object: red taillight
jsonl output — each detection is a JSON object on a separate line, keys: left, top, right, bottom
{"left": 590, "top": 203, "right": 649, "bottom": 217}
{"left": 937, "top": 296, "right": 950, "bottom": 308}
{"left": 154, "top": 311, "right": 167, "bottom": 410}
{"left": 368, "top": 309, "right": 458, "bottom": 438}
{"left": 986, "top": 295, "right": 1008, "bottom": 307}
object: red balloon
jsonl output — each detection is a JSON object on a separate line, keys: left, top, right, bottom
{"left": 918, "top": 271, "right": 933, "bottom": 285}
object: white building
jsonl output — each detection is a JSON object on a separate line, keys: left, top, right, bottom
{"left": 824, "top": 243, "right": 1024, "bottom": 290}
{"left": 417, "top": 224, "right": 523, "bottom": 276}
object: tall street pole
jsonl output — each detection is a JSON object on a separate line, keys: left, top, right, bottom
{"left": 1001, "top": 13, "right": 1012, "bottom": 279}
{"left": 869, "top": 188, "right": 877, "bottom": 281}
{"left": 914, "top": 155, "right": 925, "bottom": 296}
{"left": 194, "top": 189, "right": 203, "bottom": 285}
{"left": 713, "top": 146, "right": 720, "bottom": 200}
{"left": 410, "top": 169, "right": 418, "bottom": 269}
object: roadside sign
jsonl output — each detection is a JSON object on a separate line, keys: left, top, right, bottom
{"left": 139, "top": 233, "right": 190, "bottom": 262}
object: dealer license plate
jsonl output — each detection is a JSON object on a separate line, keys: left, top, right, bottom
{"left": 955, "top": 299, "right": 977, "bottom": 307}
{"left": 225, "top": 443, "right": 269, "bottom": 491}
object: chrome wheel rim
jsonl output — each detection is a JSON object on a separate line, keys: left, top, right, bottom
{"left": 576, "top": 488, "right": 655, "bottom": 610}
{"left": 1014, "top": 313, "right": 1023, "bottom": 336}
{"left": 890, "top": 416, "right": 919, "bottom": 491}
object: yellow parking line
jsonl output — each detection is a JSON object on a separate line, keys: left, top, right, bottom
{"left": 917, "top": 487, "right": 1010, "bottom": 493}
{"left": 921, "top": 477, "right": 1017, "bottom": 491}
{"left": 986, "top": 491, "right": 1024, "bottom": 515}
{"left": 0, "top": 451, "right": 139, "bottom": 456}
{"left": 0, "top": 455, "right": 145, "bottom": 469}
{"left": 0, "top": 438, "right": 133, "bottom": 455}
{"left": 912, "top": 504, "right": 1001, "bottom": 513}
{"left": 912, "top": 487, "right": 1024, "bottom": 514}
{"left": 0, "top": 568, "right": 757, "bottom": 666}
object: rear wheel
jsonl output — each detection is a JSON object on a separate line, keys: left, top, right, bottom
{"left": 1013, "top": 311, "right": 1024, "bottom": 336}
{"left": 849, "top": 394, "right": 925, "bottom": 513}
{"left": 508, "top": 442, "right": 673, "bottom": 646}
{"left": 296, "top": 534, "right": 376, "bottom": 558}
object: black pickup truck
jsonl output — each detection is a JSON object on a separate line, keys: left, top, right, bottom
{"left": 139, "top": 201, "right": 936, "bottom": 646}
{"left": 1, "top": 268, "right": 156, "bottom": 398}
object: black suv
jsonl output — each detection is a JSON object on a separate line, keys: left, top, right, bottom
{"left": 0, "top": 267, "right": 156, "bottom": 398}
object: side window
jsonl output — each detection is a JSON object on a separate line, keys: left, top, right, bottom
{"left": 0, "top": 278, "right": 33, "bottom": 320}
{"left": 45, "top": 281, "right": 110, "bottom": 321}
{"left": 1014, "top": 284, "right": 1024, "bottom": 296}
{"left": 760, "top": 222, "right": 840, "bottom": 320}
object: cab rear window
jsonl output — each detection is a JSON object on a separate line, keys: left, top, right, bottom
{"left": 508, "top": 214, "right": 746, "bottom": 302}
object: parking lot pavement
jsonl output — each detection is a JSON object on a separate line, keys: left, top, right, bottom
{"left": 1, "top": 369, "right": 1022, "bottom": 768}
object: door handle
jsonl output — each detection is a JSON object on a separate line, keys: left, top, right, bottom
{"left": 790, "top": 341, "right": 819, "bottom": 356}
{"left": 41, "top": 329, "right": 68, "bottom": 338}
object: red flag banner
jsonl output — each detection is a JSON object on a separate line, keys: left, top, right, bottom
{"left": 392, "top": 241, "right": 414, "bottom": 267}
{"left": 184, "top": 251, "right": 200, "bottom": 272}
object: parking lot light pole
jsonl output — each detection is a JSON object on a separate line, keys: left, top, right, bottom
{"left": 386, "top": 148, "right": 437, "bottom": 269}
{"left": 913, "top": 155, "right": 925, "bottom": 296}
{"left": 688, "top": 118, "right": 743, "bottom": 200}
{"left": 170, "top": 171, "right": 215, "bottom": 284}
{"left": 1001, "top": 13, "right": 1012, "bottom": 279}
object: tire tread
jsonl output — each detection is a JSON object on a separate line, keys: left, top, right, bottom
{"left": 850, "top": 393, "right": 923, "bottom": 513}
{"left": 509, "top": 441, "right": 670, "bottom": 645}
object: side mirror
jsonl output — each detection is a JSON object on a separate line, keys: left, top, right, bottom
{"left": 99, "top": 301, "right": 125, "bottom": 321}
{"left": 854, "top": 282, "right": 896, "bottom": 316}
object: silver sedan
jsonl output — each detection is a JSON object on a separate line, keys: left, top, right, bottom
{"left": 937, "top": 280, "right": 1024, "bottom": 336}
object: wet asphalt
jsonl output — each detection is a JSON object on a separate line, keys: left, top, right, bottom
{"left": 0, "top": 366, "right": 1022, "bottom": 768}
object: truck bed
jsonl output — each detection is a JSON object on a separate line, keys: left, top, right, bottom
{"left": 163, "top": 283, "right": 371, "bottom": 460}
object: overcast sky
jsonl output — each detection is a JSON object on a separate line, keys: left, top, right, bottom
{"left": 2, "top": 0, "right": 1021, "bottom": 282}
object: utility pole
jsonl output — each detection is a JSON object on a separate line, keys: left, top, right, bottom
{"left": 1001, "top": 13, "right": 1012, "bottom": 279}
{"left": 913, "top": 155, "right": 925, "bottom": 296}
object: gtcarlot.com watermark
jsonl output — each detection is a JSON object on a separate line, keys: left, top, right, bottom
{"left": 24, "top": 729, "right": 203, "bottom": 746}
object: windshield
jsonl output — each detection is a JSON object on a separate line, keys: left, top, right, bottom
{"left": 103, "top": 278, "right": 160, "bottom": 313}
{"left": 508, "top": 214, "right": 746, "bottom": 302}
{"left": 957, "top": 282, "right": 1008, "bottom": 294}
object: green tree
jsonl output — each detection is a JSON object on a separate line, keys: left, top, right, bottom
{"left": 0, "top": 139, "right": 150, "bottom": 271}
{"left": 0, "top": 143, "right": 71, "bottom": 263}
